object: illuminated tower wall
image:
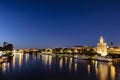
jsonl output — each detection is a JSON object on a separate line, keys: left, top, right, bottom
{"left": 97, "top": 36, "right": 107, "bottom": 56}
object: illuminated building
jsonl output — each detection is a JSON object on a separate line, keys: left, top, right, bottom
{"left": 97, "top": 36, "right": 107, "bottom": 56}
{"left": 107, "top": 47, "right": 120, "bottom": 54}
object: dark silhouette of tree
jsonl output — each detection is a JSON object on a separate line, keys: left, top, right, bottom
{"left": 47, "top": 49, "right": 50, "bottom": 52}
{"left": 0, "top": 46, "right": 3, "bottom": 51}
{"left": 3, "top": 42, "right": 8, "bottom": 47}
{"left": 71, "top": 49, "right": 75, "bottom": 53}
{"left": 2, "top": 42, "right": 13, "bottom": 51}
{"left": 6, "top": 44, "right": 13, "bottom": 51}
{"left": 41, "top": 49, "right": 45, "bottom": 53}
{"left": 38, "top": 49, "right": 41, "bottom": 53}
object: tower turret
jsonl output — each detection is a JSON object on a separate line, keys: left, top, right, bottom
{"left": 100, "top": 36, "right": 104, "bottom": 43}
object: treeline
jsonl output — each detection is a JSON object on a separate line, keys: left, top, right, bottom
{"left": 0, "top": 42, "right": 13, "bottom": 51}
{"left": 43, "top": 48, "right": 98, "bottom": 56}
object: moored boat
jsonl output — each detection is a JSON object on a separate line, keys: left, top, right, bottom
{"left": 96, "top": 56, "right": 112, "bottom": 62}
{"left": 74, "top": 55, "right": 89, "bottom": 60}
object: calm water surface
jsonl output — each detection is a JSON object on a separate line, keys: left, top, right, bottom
{"left": 0, "top": 53, "right": 119, "bottom": 80}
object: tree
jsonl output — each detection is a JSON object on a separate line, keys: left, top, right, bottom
{"left": 6, "top": 44, "right": 13, "bottom": 51}
{"left": 3, "top": 42, "right": 8, "bottom": 47}
{"left": 3, "top": 42, "right": 13, "bottom": 51}
{"left": 0, "top": 47, "right": 3, "bottom": 51}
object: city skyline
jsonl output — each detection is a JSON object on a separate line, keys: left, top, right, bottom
{"left": 0, "top": 0, "right": 120, "bottom": 49}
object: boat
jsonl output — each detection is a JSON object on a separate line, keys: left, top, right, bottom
{"left": 96, "top": 56, "right": 112, "bottom": 62}
{"left": 74, "top": 55, "right": 89, "bottom": 60}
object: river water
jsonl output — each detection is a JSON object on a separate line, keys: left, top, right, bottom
{"left": 0, "top": 53, "right": 119, "bottom": 80}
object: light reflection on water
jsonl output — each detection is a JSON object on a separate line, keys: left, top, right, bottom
{"left": 88, "top": 64, "right": 90, "bottom": 75}
{"left": 74, "top": 63, "right": 77, "bottom": 72}
{"left": 48, "top": 55, "right": 52, "bottom": 69}
{"left": 110, "top": 65, "right": 116, "bottom": 80}
{"left": 59, "top": 57, "right": 63, "bottom": 70}
{"left": 98, "top": 61, "right": 109, "bottom": 80}
{"left": 19, "top": 53, "right": 23, "bottom": 68}
{"left": 41, "top": 55, "right": 53, "bottom": 69}
{"left": 69, "top": 58, "right": 72, "bottom": 72}
{"left": 0, "top": 53, "right": 119, "bottom": 80}
{"left": 2, "top": 63, "right": 9, "bottom": 73}
{"left": 25, "top": 53, "right": 29, "bottom": 63}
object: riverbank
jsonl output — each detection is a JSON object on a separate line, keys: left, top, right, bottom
{"left": 40, "top": 53, "right": 117, "bottom": 62}
{"left": 0, "top": 53, "right": 14, "bottom": 63}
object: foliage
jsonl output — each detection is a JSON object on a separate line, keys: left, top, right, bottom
{"left": 52, "top": 48, "right": 98, "bottom": 57}
{"left": 0, "top": 42, "right": 13, "bottom": 51}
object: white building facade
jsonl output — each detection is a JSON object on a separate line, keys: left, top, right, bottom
{"left": 97, "top": 36, "right": 107, "bottom": 56}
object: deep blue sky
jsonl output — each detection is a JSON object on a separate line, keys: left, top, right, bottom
{"left": 0, "top": 0, "right": 120, "bottom": 49}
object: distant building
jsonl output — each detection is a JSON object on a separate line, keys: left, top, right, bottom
{"left": 107, "top": 47, "right": 120, "bottom": 54}
{"left": 109, "top": 41, "right": 114, "bottom": 48}
{"left": 97, "top": 36, "right": 107, "bottom": 56}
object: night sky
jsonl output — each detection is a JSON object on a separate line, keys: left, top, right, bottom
{"left": 0, "top": 0, "right": 120, "bottom": 49}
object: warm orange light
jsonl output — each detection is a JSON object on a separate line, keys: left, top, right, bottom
{"left": 88, "top": 64, "right": 90, "bottom": 75}
{"left": 59, "top": 58, "right": 63, "bottom": 70}
{"left": 110, "top": 65, "right": 116, "bottom": 80}
{"left": 69, "top": 58, "right": 72, "bottom": 72}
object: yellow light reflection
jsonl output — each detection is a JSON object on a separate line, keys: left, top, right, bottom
{"left": 69, "top": 58, "right": 72, "bottom": 72}
{"left": 59, "top": 58, "right": 63, "bottom": 70}
{"left": 91, "top": 60, "right": 95, "bottom": 65}
{"left": 95, "top": 61, "right": 98, "bottom": 77}
{"left": 65, "top": 57, "right": 67, "bottom": 66}
{"left": 88, "top": 64, "right": 90, "bottom": 75}
{"left": 110, "top": 65, "right": 116, "bottom": 80}
{"left": 45, "top": 55, "right": 48, "bottom": 65}
{"left": 74, "top": 63, "right": 77, "bottom": 72}
{"left": 48, "top": 55, "right": 52, "bottom": 69}
{"left": 25, "top": 54, "right": 29, "bottom": 64}
{"left": 41, "top": 55, "right": 44, "bottom": 64}
{"left": 19, "top": 53, "right": 23, "bottom": 67}
{"left": 12, "top": 54, "right": 16, "bottom": 69}
{"left": 98, "top": 62, "right": 108, "bottom": 80}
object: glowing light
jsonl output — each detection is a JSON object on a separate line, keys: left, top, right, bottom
{"left": 45, "top": 55, "right": 48, "bottom": 66}
{"left": 99, "top": 62, "right": 108, "bottom": 80}
{"left": 74, "top": 63, "right": 77, "bottom": 72}
{"left": 41, "top": 55, "right": 49, "bottom": 68}
{"left": 19, "top": 53, "right": 23, "bottom": 68}
{"left": 88, "top": 64, "right": 90, "bottom": 75}
{"left": 25, "top": 54, "right": 29, "bottom": 63}
{"left": 12, "top": 54, "right": 16, "bottom": 69}
{"left": 59, "top": 58, "right": 63, "bottom": 70}
{"left": 97, "top": 36, "right": 107, "bottom": 56}
{"left": 95, "top": 61, "right": 98, "bottom": 76}
{"left": 110, "top": 65, "right": 116, "bottom": 80}
{"left": 69, "top": 58, "right": 72, "bottom": 72}
{"left": 2, "top": 63, "right": 9, "bottom": 73}
{"left": 48, "top": 55, "right": 52, "bottom": 69}
{"left": 65, "top": 57, "right": 67, "bottom": 66}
